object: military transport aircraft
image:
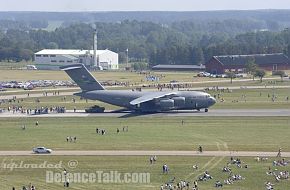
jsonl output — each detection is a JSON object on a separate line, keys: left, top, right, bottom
{"left": 61, "top": 64, "right": 216, "bottom": 112}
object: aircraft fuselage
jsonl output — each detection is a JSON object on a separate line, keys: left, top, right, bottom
{"left": 77, "top": 90, "right": 216, "bottom": 112}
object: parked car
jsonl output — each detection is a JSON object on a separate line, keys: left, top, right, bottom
{"left": 85, "top": 105, "right": 105, "bottom": 113}
{"left": 33, "top": 147, "right": 52, "bottom": 154}
{"left": 27, "top": 65, "right": 37, "bottom": 70}
{"left": 197, "top": 72, "right": 211, "bottom": 77}
{"left": 234, "top": 73, "right": 245, "bottom": 78}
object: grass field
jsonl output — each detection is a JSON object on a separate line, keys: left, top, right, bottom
{"left": 1, "top": 68, "right": 289, "bottom": 85}
{"left": 0, "top": 117, "right": 289, "bottom": 151}
{"left": 1, "top": 156, "right": 289, "bottom": 190}
{"left": 210, "top": 87, "right": 290, "bottom": 109}
{"left": 0, "top": 87, "right": 79, "bottom": 96}
{"left": 0, "top": 61, "right": 32, "bottom": 70}
{"left": 1, "top": 67, "right": 289, "bottom": 190}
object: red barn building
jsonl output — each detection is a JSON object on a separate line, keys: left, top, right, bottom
{"left": 205, "top": 53, "right": 290, "bottom": 74}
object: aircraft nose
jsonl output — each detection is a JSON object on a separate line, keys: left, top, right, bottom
{"left": 209, "top": 96, "right": 216, "bottom": 106}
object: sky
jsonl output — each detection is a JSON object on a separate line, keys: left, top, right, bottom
{"left": 1, "top": 0, "right": 290, "bottom": 12}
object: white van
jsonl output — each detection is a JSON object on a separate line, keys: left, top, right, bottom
{"left": 27, "top": 65, "right": 37, "bottom": 70}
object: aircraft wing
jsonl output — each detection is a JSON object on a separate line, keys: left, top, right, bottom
{"left": 130, "top": 91, "right": 177, "bottom": 105}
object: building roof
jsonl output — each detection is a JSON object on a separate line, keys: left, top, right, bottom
{"left": 152, "top": 64, "right": 205, "bottom": 70}
{"left": 213, "top": 53, "right": 290, "bottom": 66}
{"left": 35, "top": 49, "right": 113, "bottom": 55}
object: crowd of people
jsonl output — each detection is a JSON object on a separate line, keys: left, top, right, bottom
{"left": 96, "top": 128, "right": 107, "bottom": 135}
{"left": 267, "top": 157, "right": 289, "bottom": 185}
{"left": 66, "top": 136, "right": 77, "bottom": 143}
{"left": 160, "top": 177, "right": 197, "bottom": 190}
{"left": 12, "top": 183, "right": 36, "bottom": 190}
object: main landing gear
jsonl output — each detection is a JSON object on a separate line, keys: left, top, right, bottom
{"left": 205, "top": 108, "right": 208, "bottom": 112}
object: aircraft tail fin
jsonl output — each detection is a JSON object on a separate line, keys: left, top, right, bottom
{"left": 60, "top": 64, "right": 105, "bottom": 92}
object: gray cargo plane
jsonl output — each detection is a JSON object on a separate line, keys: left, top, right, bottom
{"left": 61, "top": 64, "right": 216, "bottom": 112}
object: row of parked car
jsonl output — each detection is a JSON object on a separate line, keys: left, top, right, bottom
{"left": 0, "top": 80, "right": 76, "bottom": 91}
{"left": 197, "top": 72, "right": 246, "bottom": 78}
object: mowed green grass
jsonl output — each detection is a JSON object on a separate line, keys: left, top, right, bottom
{"left": 0, "top": 156, "right": 289, "bottom": 190}
{"left": 0, "top": 69, "right": 199, "bottom": 83}
{"left": 210, "top": 87, "right": 290, "bottom": 109}
{"left": 0, "top": 117, "right": 289, "bottom": 151}
{"left": 0, "top": 95, "right": 121, "bottom": 110}
{"left": 0, "top": 88, "right": 79, "bottom": 96}
{"left": 2, "top": 68, "right": 289, "bottom": 86}
{"left": 1, "top": 88, "right": 289, "bottom": 110}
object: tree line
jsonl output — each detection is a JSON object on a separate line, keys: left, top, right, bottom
{"left": 1, "top": 20, "right": 290, "bottom": 65}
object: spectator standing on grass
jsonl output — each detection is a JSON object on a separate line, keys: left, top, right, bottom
{"left": 198, "top": 145, "right": 203, "bottom": 153}
{"left": 277, "top": 148, "right": 282, "bottom": 157}
{"left": 63, "top": 168, "right": 67, "bottom": 178}
{"left": 193, "top": 180, "right": 198, "bottom": 189}
{"left": 150, "top": 156, "right": 153, "bottom": 164}
{"left": 153, "top": 155, "right": 157, "bottom": 162}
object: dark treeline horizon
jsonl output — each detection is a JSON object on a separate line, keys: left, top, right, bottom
{"left": 1, "top": 10, "right": 290, "bottom": 65}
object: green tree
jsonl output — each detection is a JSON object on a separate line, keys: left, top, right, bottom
{"left": 19, "top": 49, "right": 34, "bottom": 61}
{"left": 192, "top": 47, "right": 205, "bottom": 65}
{"left": 132, "top": 62, "right": 148, "bottom": 71}
{"left": 273, "top": 70, "right": 286, "bottom": 81}
{"left": 245, "top": 58, "right": 258, "bottom": 80}
{"left": 47, "top": 42, "right": 59, "bottom": 49}
{"left": 226, "top": 71, "right": 235, "bottom": 83}
{"left": 255, "top": 69, "right": 266, "bottom": 82}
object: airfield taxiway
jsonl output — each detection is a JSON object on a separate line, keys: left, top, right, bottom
{"left": 0, "top": 109, "right": 289, "bottom": 117}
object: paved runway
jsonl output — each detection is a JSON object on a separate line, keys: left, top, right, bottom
{"left": 0, "top": 109, "right": 289, "bottom": 117}
{"left": 0, "top": 150, "right": 288, "bottom": 157}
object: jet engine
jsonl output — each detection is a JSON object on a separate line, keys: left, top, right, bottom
{"left": 160, "top": 99, "right": 174, "bottom": 110}
{"left": 172, "top": 97, "right": 185, "bottom": 107}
